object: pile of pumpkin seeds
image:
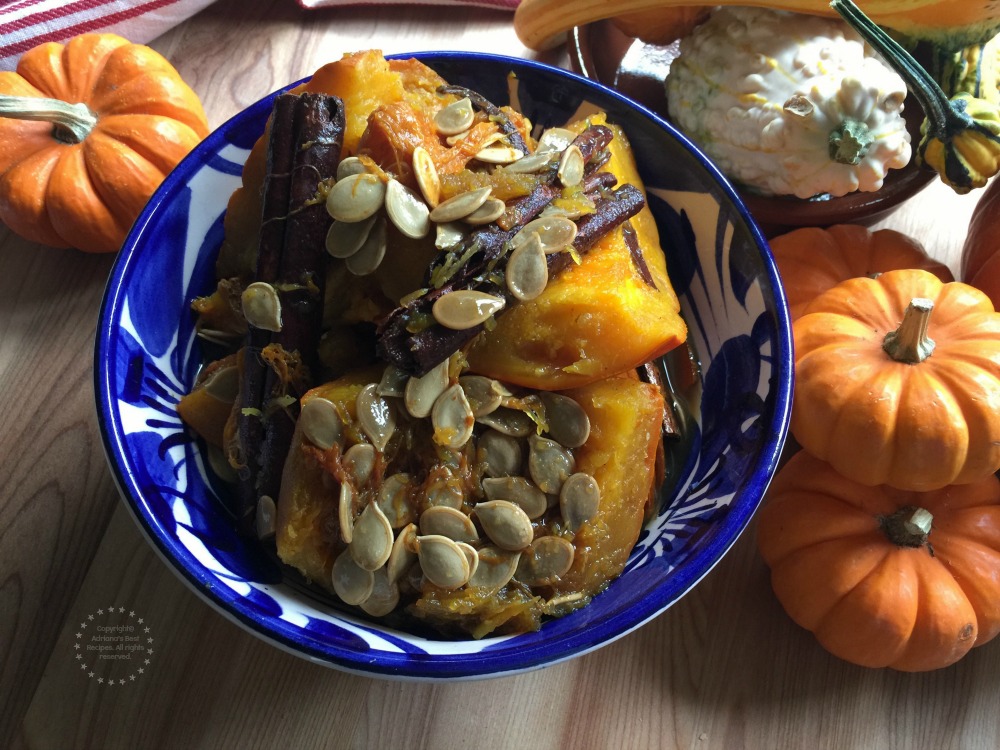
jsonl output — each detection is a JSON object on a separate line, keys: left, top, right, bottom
{"left": 286, "top": 353, "right": 602, "bottom": 618}
{"left": 322, "top": 97, "right": 591, "bottom": 332}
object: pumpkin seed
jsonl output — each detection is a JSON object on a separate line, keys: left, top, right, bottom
{"left": 445, "top": 130, "right": 471, "bottom": 146}
{"left": 428, "top": 186, "right": 492, "bottom": 223}
{"left": 434, "top": 97, "right": 475, "bottom": 136}
{"left": 326, "top": 214, "right": 377, "bottom": 259}
{"left": 517, "top": 535, "right": 575, "bottom": 585}
{"left": 478, "top": 429, "right": 524, "bottom": 478}
{"left": 360, "top": 567, "right": 400, "bottom": 617}
{"left": 339, "top": 482, "right": 355, "bottom": 544}
{"left": 385, "top": 177, "right": 431, "bottom": 239}
{"left": 343, "top": 443, "right": 376, "bottom": 486}
{"left": 528, "top": 434, "right": 576, "bottom": 494}
{"left": 350, "top": 502, "right": 394, "bottom": 571}
{"left": 207, "top": 444, "right": 238, "bottom": 483}
{"left": 299, "top": 397, "right": 344, "bottom": 450}
{"left": 481, "top": 132, "right": 511, "bottom": 148}
{"left": 336, "top": 156, "right": 369, "bottom": 181}
{"left": 459, "top": 375, "right": 506, "bottom": 417}
{"left": 197, "top": 328, "right": 243, "bottom": 347}
{"left": 424, "top": 470, "right": 465, "bottom": 510}
{"left": 505, "top": 233, "right": 548, "bottom": 301}
{"left": 431, "top": 290, "right": 505, "bottom": 330}
{"left": 435, "top": 222, "right": 465, "bottom": 250}
{"left": 481, "top": 476, "right": 547, "bottom": 519}
{"left": 412, "top": 145, "right": 441, "bottom": 207}
{"left": 557, "top": 144, "right": 585, "bottom": 188}
{"left": 477, "top": 406, "right": 534, "bottom": 437}
{"left": 539, "top": 201, "right": 591, "bottom": 221}
{"left": 502, "top": 151, "right": 554, "bottom": 174}
{"left": 431, "top": 383, "right": 475, "bottom": 449}
{"left": 475, "top": 145, "right": 524, "bottom": 165}
{"left": 255, "top": 495, "right": 276, "bottom": 540}
{"left": 468, "top": 547, "right": 520, "bottom": 589}
{"left": 386, "top": 522, "right": 417, "bottom": 583}
{"left": 377, "top": 473, "right": 415, "bottom": 529}
{"left": 241, "top": 281, "right": 282, "bottom": 332}
{"left": 543, "top": 591, "right": 588, "bottom": 616}
{"left": 345, "top": 215, "right": 387, "bottom": 276}
{"left": 463, "top": 197, "right": 506, "bottom": 225}
{"left": 416, "top": 534, "right": 471, "bottom": 589}
{"left": 537, "top": 127, "right": 577, "bottom": 154}
{"left": 456, "top": 541, "right": 480, "bottom": 581}
{"left": 326, "top": 172, "right": 386, "bottom": 223}
{"left": 376, "top": 365, "right": 409, "bottom": 398}
{"left": 559, "top": 472, "right": 601, "bottom": 531}
{"left": 474, "top": 500, "right": 534, "bottom": 551}
{"left": 203, "top": 364, "right": 239, "bottom": 403}
{"left": 539, "top": 392, "right": 591, "bottom": 448}
{"left": 511, "top": 215, "right": 578, "bottom": 254}
{"left": 356, "top": 383, "right": 396, "bottom": 452}
{"left": 403, "top": 358, "right": 450, "bottom": 418}
{"left": 420, "top": 505, "right": 479, "bottom": 544}
{"left": 332, "top": 550, "right": 375, "bottom": 605}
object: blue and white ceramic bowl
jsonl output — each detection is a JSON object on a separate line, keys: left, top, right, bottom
{"left": 95, "top": 52, "right": 793, "bottom": 679}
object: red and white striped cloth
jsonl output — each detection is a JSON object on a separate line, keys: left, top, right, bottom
{"left": 299, "top": 0, "right": 517, "bottom": 7}
{"left": 0, "top": 0, "right": 521, "bottom": 72}
{"left": 0, "top": 0, "right": 216, "bottom": 70}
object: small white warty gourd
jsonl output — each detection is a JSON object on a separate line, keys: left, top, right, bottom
{"left": 666, "top": 7, "right": 912, "bottom": 199}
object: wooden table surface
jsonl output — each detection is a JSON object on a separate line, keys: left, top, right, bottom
{"left": 4, "top": 2, "right": 997, "bottom": 748}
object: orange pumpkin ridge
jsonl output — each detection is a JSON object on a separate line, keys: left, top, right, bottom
{"left": 757, "top": 450, "right": 1000, "bottom": 672}
{"left": 962, "top": 176, "right": 1000, "bottom": 308}
{"left": 770, "top": 224, "right": 954, "bottom": 321}
{"left": 792, "top": 268, "right": 1000, "bottom": 491}
{"left": 0, "top": 33, "right": 208, "bottom": 253}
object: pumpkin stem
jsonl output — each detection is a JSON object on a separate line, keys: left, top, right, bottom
{"left": 0, "top": 94, "right": 97, "bottom": 143}
{"left": 882, "top": 297, "right": 936, "bottom": 364}
{"left": 828, "top": 118, "right": 873, "bottom": 166}
{"left": 879, "top": 505, "right": 934, "bottom": 549}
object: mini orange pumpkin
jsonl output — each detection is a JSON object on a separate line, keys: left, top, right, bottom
{"left": 961, "top": 176, "right": 1000, "bottom": 308}
{"left": 0, "top": 34, "right": 209, "bottom": 253}
{"left": 793, "top": 268, "right": 1000, "bottom": 491}
{"left": 757, "top": 449, "right": 1000, "bottom": 672}
{"left": 771, "top": 224, "right": 955, "bottom": 320}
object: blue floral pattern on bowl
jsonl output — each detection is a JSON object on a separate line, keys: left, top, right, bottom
{"left": 95, "top": 52, "right": 793, "bottom": 679}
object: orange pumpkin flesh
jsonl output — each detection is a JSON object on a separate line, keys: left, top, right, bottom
{"left": 757, "top": 450, "right": 1000, "bottom": 672}
{"left": 217, "top": 51, "right": 454, "bottom": 278}
{"left": 962, "top": 176, "right": 1000, "bottom": 308}
{"left": 216, "top": 52, "right": 687, "bottom": 390}
{"left": 276, "top": 368, "right": 665, "bottom": 637}
{"left": 771, "top": 224, "right": 955, "bottom": 320}
{"left": 792, "top": 269, "right": 1000, "bottom": 491}
{"left": 0, "top": 33, "right": 209, "bottom": 253}
{"left": 465, "top": 118, "right": 688, "bottom": 390}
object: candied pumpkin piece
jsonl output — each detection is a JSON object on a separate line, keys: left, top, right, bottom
{"left": 275, "top": 366, "right": 382, "bottom": 585}
{"left": 549, "top": 374, "right": 665, "bottom": 597}
{"left": 410, "top": 373, "right": 664, "bottom": 636}
{"left": 465, "top": 117, "right": 687, "bottom": 390}
{"left": 177, "top": 353, "right": 239, "bottom": 448}
{"left": 216, "top": 50, "right": 452, "bottom": 278}
{"left": 274, "top": 365, "right": 665, "bottom": 638}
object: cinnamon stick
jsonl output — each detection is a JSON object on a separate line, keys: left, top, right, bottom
{"left": 376, "top": 183, "right": 645, "bottom": 375}
{"left": 234, "top": 92, "right": 345, "bottom": 535}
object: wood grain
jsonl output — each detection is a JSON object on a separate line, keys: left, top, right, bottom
{"left": 2, "top": 1, "right": 996, "bottom": 748}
